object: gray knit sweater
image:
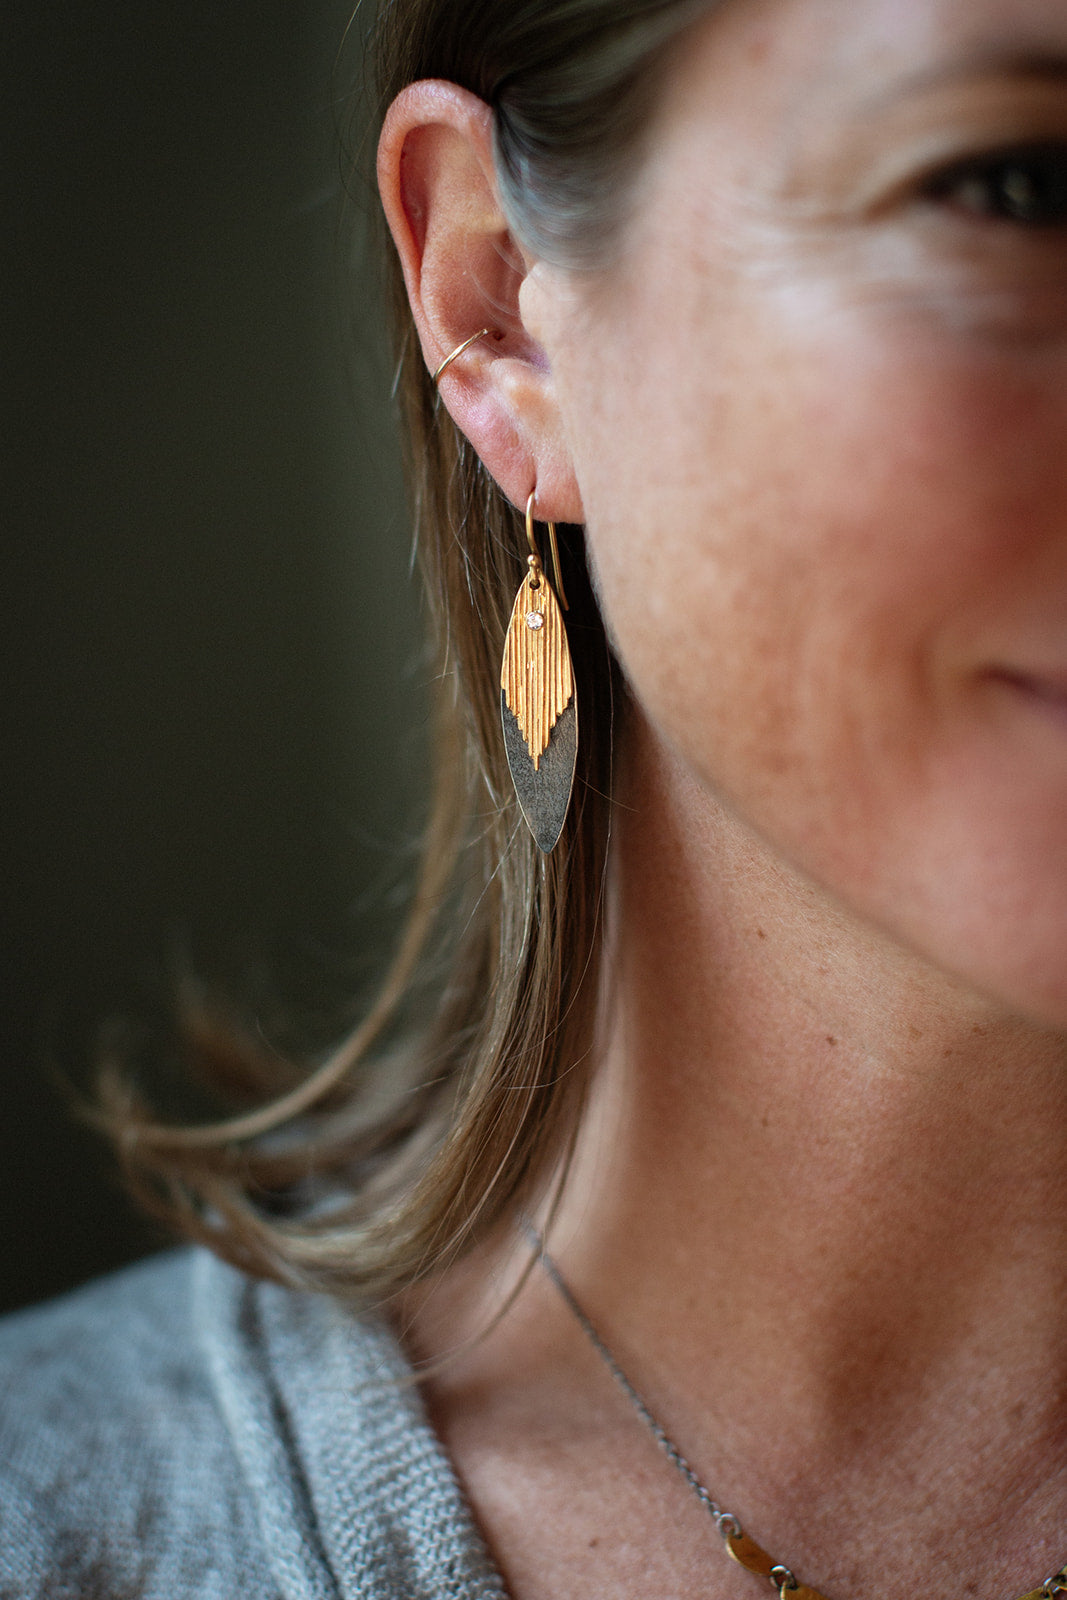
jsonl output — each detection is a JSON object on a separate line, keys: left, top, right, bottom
{"left": 0, "top": 1250, "right": 508, "bottom": 1599}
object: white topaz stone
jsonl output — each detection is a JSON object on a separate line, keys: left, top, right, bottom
{"left": 525, "top": 611, "right": 545, "bottom": 631}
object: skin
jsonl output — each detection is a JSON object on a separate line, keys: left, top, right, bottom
{"left": 378, "top": 1, "right": 1067, "bottom": 1595}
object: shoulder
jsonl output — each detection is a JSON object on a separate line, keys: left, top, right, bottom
{"left": 0, "top": 1250, "right": 274, "bottom": 1598}
{"left": 0, "top": 1250, "right": 505, "bottom": 1600}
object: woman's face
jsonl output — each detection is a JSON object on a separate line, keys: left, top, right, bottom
{"left": 528, "top": 0, "right": 1067, "bottom": 1024}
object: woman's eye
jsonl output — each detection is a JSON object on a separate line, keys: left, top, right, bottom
{"left": 923, "top": 143, "right": 1067, "bottom": 226}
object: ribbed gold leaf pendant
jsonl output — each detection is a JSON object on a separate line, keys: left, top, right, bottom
{"left": 499, "top": 571, "right": 577, "bottom": 852}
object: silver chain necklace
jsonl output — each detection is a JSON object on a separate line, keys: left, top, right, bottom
{"left": 533, "top": 1237, "right": 1067, "bottom": 1600}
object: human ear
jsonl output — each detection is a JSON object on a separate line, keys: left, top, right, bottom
{"left": 377, "top": 80, "right": 583, "bottom": 523}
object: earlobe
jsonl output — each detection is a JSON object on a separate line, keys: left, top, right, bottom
{"left": 377, "top": 80, "right": 584, "bottom": 525}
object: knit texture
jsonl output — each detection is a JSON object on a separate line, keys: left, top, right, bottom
{"left": 0, "top": 1250, "right": 508, "bottom": 1600}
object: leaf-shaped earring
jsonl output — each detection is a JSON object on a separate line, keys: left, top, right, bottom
{"left": 500, "top": 492, "right": 578, "bottom": 853}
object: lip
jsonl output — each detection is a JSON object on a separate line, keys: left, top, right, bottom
{"left": 986, "top": 668, "right": 1067, "bottom": 724}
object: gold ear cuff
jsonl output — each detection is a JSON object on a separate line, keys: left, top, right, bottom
{"left": 431, "top": 328, "right": 494, "bottom": 385}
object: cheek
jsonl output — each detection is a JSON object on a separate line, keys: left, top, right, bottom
{"left": 572, "top": 318, "right": 971, "bottom": 838}
{"left": 558, "top": 292, "right": 1067, "bottom": 1013}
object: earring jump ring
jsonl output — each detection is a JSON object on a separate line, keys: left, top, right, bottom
{"left": 432, "top": 328, "right": 494, "bottom": 385}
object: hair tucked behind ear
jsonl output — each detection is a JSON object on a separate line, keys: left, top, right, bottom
{"left": 95, "top": 0, "right": 715, "bottom": 1306}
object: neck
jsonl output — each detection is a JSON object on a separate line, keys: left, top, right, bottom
{"left": 563, "top": 718, "right": 1067, "bottom": 1400}
{"left": 406, "top": 717, "right": 1067, "bottom": 1598}
{"left": 552, "top": 720, "right": 1067, "bottom": 1568}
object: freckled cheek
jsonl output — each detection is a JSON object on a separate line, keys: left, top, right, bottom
{"left": 571, "top": 309, "right": 1063, "bottom": 846}
{"left": 578, "top": 366, "right": 935, "bottom": 789}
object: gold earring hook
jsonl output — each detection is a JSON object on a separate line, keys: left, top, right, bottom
{"left": 525, "top": 491, "right": 569, "bottom": 611}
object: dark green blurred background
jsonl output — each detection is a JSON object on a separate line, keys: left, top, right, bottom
{"left": 3, "top": 3, "right": 426, "bottom": 1312}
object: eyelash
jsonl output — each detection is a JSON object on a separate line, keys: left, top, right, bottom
{"left": 922, "top": 141, "right": 1067, "bottom": 227}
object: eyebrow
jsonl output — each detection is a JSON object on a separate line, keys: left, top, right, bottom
{"left": 975, "top": 52, "right": 1067, "bottom": 80}
{"left": 861, "top": 49, "right": 1067, "bottom": 112}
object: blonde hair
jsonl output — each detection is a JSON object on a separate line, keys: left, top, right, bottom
{"left": 98, "top": 0, "right": 713, "bottom": 1305}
